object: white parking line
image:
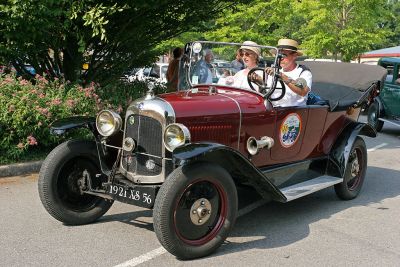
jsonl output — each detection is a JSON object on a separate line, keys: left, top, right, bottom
{"left": 367, "top": 143, "right": 388, "bottom": 152}
{"left": 112, "top": 198, "right": 269, "bottom": 267}
{"left": 113, "top": 247, "right": 166, "bottom": 267}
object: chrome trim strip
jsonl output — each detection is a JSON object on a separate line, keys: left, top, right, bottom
{"left": 103, "top": 143, "right": 122, "bottom": 150}
{"left": 133, "top": 152, "right": 173, "bottom": 160}
{"left": 192, "top": 40, "right": 278, "bottom": 51}
{"left": 217, "top": 92, "right": 242, "bottom": 150}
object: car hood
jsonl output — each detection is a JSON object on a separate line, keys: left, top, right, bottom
{"left": 126, "top": 87, "right": 270, "bottom": 148}
{"left": 163, "top": 87, "right": 266, "bottom": 117}
{"left": 159, "top": 87, "right": 266, "bottom": 145}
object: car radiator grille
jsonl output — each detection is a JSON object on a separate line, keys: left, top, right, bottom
{"left": 122, "top": 114, "right": 163, "bottom": 176}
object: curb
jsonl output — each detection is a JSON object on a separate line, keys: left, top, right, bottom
{"left": 0, "top": 160, "right": 43, "bottom": 178}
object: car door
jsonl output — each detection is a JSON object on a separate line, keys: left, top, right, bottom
{"left": 270, "top": 106, "right": 327, "bottom": 163}
{"left": 381, "top": 63, "right": 400, "bottom": 117}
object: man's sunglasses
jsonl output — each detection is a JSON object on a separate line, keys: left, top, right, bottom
{"left": 281, "top": 52, "right": 295, "bottom": 57}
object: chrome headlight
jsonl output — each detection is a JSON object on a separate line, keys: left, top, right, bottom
{"left": 163, "top": 123, "right": 191, "bottom": 152}
{"left": 96, "top": 110, "right": 122, "bottom": 137}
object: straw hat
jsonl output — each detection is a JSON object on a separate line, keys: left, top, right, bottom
{"left": 240, "top": 41, "right": 261, "bottom": 57}
{"left": 276, "top": 38, "right": 303, "bottom": 56}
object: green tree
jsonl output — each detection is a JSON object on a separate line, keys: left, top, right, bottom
{"left": 158, "top": 0, "right": 304, "bottom": 60}
{"left": 298, "top": 0, "right": 391, "bottom": 61}
{"left": 203, "top": 0, "right": 304, "bottom": 45}
{"left": 380, "top": 0, "right": 400, "bottom": 48}
{"left": 0, "top": 0, "right": 243, "bottom": 84}
{"left": 165, "top": 0, "right": 392, "bottom": 62}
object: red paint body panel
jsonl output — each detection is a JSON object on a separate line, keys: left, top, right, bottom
{"left": 318, "top": 111, "right": 350, "bottom": 154}
{"left": 162, "top": 89, "right": 241, "bottom": 148}
{"left": 160, "top": 85, "right": 355, "bottom": 168}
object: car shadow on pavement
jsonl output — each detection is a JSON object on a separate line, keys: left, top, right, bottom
{"left": 84, "top": 166, "right": 399, "bottom": 258}
{"left": 214, "top": 166, "right": 400, "bottom": 257}
{"left": 95, "top": 209, "right": 154, "bottom": 231}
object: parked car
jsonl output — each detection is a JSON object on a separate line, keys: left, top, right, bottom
{"left": 367, "top": 57, "right": 400, "bottom": 131}
{"left": 148, "top": 62, "right": 168, "bottom": 83}
{"left": 126, "top": 63, "right": 169, "bottom": 84}
{"left": 130, "top": 66, "right": 151, "bottom": 82}
{"left": 38, "top": 41, "right": 386, "bottom": 260}
{"left": 212, "top": 59, "right": 232, "bottom": 68}
{"left": 17, "top": 64, "right": 36, "bottom": 76}
{"left": 120, "top": 68, "right": 140, "bottom": 83}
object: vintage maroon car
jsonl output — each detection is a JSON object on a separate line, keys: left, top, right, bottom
{"left": 38, "top": 41, "right": 386, "bottom": 259}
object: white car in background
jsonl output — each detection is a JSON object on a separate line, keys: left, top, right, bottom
{"left": 128, "top": 63, "right": 169, "bottom": 84}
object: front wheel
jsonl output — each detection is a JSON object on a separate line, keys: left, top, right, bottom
{"left": 334, "top": 137, "right": 367, "bottom": 200}
{"left": 153, "top": 163, "right": 238, "bottom": 259}
{"left": 38, "top": 140, "right": 113, "bottom": 225}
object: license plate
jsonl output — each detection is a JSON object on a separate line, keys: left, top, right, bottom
{"left": 106, "top": 184, "right": 157, "bottom": 208}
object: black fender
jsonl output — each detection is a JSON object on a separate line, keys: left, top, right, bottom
{"left": 50, "top": 116, "right": 122, "bottom": 175}
{"left": 173, "top": 142, "right": 286, "bottom": 202}
{"left": 328, "top": 122, "right": 375, "bottom": 177}
{"left": 372, "top": 96, "right": 385, "bottom": 117}
{"left": 50, "top": 116, "right": 98, "bottom": 137}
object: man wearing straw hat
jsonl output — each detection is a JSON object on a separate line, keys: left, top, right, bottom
{"left": 260, "top": 38, "right": 312, "bottom": 107}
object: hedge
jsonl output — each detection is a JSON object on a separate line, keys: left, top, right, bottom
{"left": 0, "top": 74, "right": 165, "bottom": 164}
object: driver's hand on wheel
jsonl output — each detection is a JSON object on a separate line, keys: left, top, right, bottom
{"left": 250, "top": 72, "right": 262, "bottom": 85}
{"left": 264, "top": 67, "right": 275, "bottom": 76}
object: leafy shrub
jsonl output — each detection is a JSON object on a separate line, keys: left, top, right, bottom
{"left": 0, "top": 74, "right": 100, "bottom": 163}
{"left": 0, "top": 74, "right": 166, "bottom": 164}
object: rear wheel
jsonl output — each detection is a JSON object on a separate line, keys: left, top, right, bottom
{"left": 334, "top": 137, "right": 367, "bottom": 200}
{"left": 38, "top": 140, "right": 113, "bottom": 225}
{"left": 153, "top": 163, "right": 237, "bottom": 259}
{"left": 367, "top": 102, "right": 384, "bottom": 132}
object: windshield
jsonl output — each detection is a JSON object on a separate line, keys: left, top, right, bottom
{"left": 161, "top": 65, "right": 168, "bottom": 80}
{"left": 185, "top": 41, "right": 279, "bottom": 91}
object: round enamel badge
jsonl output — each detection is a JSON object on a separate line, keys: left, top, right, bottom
{"left": 279, "top": 113, "right": 302, "bottom": 147}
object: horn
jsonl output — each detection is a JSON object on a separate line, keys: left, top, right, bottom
{"left": 247, "top": 136, "right": 274, "bottom": 156}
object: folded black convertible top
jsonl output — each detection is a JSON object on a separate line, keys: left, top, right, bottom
{"left": 299, "top": 61, "right": 387, "bottom": 111}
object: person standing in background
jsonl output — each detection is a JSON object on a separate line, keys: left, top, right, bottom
{"left": 192, "top": 49, "right": 214, "bottom": 84}
{"left": 231, "top": 49, "right": 244, "bottom": 72}
{"left": 166, "top": 47, "right": 183, "bottom": 92}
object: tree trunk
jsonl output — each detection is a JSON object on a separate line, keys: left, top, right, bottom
{"left": 63, "top": 36, "right": 81, "bottom": 83}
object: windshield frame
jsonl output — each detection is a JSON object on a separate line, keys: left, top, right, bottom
{"left": 184, "top": 41, "right": 281, "bottom": 97}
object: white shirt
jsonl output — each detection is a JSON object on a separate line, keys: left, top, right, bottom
{"left": 219, "top": 68, "right": 262, "bottom": 91}
{"left": 270, "top": 64, "right": 312, "bottom": 107}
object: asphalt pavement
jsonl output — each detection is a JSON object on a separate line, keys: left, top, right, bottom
{"left": 0, "top": 117, "right": 399, "bottom": 266}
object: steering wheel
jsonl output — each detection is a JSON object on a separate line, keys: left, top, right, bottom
{"left": 247, "top": 67, "right": 286, "bottom": 101}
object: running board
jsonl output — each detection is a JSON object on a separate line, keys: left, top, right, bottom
{"left": 280, "top": 176, "right": 343, "bottom": 202}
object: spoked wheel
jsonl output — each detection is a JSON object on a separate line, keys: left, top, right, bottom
{"left": 367, "top": 102, "right": 384, "bottom": 132}
{"left": 335, "top": 137, "right": 367, "bottom": 200}
{"left": 153, "top": 163, "right": 237, "bottom": 259}
{"left": 38, "top": 140, "right": 113, "bottom": 225}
